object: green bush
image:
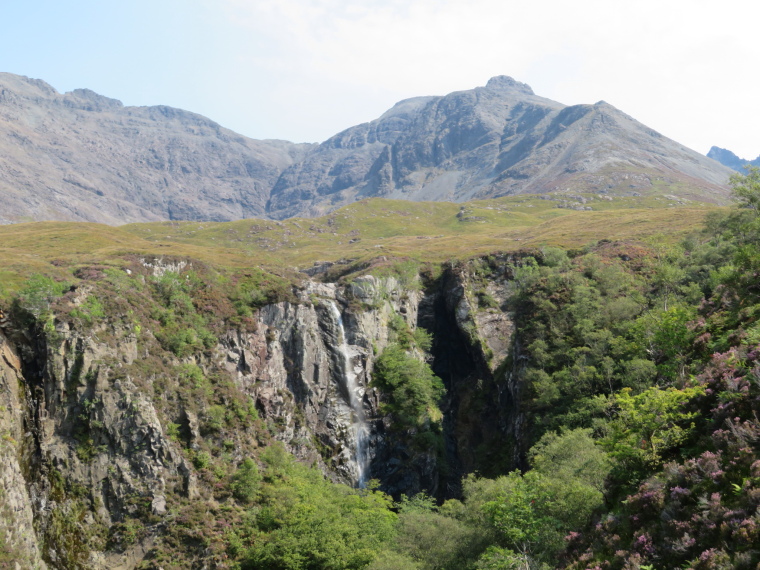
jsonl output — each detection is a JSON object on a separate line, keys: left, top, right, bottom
{"left": 16, "top": 273, "right": 69, "bottom": 319}
{"left": 203, "top": 405, "right": 226, "bottom": 433}
{"left": 372, "top": 344, "right": 444, "bottom": 428}
{"left": 231, "top": 458, "right": 261, "bottom": 504}
{"left": 239, "top": 444, "right": 398, "bottom": 570}
{"left": 193, "top": 451, "right": 211, "bottom": 470}
{"left": 602, "top": 384, "right": 705, "bottom": 479}
{"left": 70, "top": 293, "right": 106, "bottom": 327}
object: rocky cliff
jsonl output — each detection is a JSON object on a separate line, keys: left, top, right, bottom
{"left": 0, "top": 329, "right": 48, "bottom": 569}
{"left": 0, "top": 256, "right": 527, "bottom": 568}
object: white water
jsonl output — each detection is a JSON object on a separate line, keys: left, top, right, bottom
{"left": 327, "top": 301, "right": 370, "bottom": 487}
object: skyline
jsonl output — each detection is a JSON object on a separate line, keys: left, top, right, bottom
{"left": 2, "top": 0, "right": 758, "bottom": 159}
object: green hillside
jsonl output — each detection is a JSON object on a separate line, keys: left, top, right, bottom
{"left": 0, "top": 193, "right": 717, "bottom": 299}
{"left": 6, "top": 182, "right": 759, "bottom": 569}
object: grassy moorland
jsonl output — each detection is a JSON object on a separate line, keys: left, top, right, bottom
{"left": 0, "top": 192, "right": 718, "bottom": 298}
{"left": 122, "top": 194, "right": 714, "bottom": 264}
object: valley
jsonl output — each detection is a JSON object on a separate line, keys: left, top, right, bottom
{"left": 1, "top": 181, "right": 759, "bottom": 568}
{"left": 0, "top": 72, "right": 758, "bottom": 570}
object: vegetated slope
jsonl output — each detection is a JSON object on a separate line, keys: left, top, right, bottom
{"left": 266, "top": 76, "right": 734, "bottom": 218}
{"left": 0, "top": 194, "right": 717, "bottom": 297}
{"left": 125, "top": 194, "right": 716, "bottom": 268}
{"left": 1, "top": 172, "right": 760, "bottom": 569}
{"left": 707, "top": 145, "right": 760, "bottom": 171}
{"left": 0, "top": 72, "right": 312, "bottom": 225}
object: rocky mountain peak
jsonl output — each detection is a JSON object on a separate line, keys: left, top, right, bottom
{"left": 265, "top": 78, "right": 732, "bottom": 218}
{"left": 708, "top": 146, "right": 760, "bottom": 172}
{"left": 484, "top": 75, "right": 534, "bottom": 95}
{"left": 64, "top": 88, "right": 124, "bottom": 111}
{"left": 0, "top": 72, "right": 57, "bottom": 97}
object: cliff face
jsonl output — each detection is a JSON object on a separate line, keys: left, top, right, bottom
{"left": 0, "top": 259, "right": 525, "bottom": 568}
{"left": 221, "top": 277, "right": 427, "bottom": 488}
{"left": 0, "top": 331, "right": 48, "bottom": 569}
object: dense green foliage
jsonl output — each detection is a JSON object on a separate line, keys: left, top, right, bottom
{"left": 359, "top": 167, "right": 760, "bottom": 569}
{"left": 370, "top": 313, "right": 445, "bottom": 468}
{"left": 232, "top": 445, "right": 398, "bottom": 570}
{"left": 554, "top": 167, "right": 760, "bottom": 568}
{"left": 372, "top": 344, "right": 444, "bottom": 429}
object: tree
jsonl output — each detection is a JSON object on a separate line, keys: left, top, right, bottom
{"left": 602, "top": 385, "right": 705, "bottom": 481}
{"left": 371, "top": 344, "right": 444, "bottom": 428}
{"left": 231, "top": 458, "right": 261, "bottom": 504}
{"left": 481, "top": 471, "right": 563, "bottom": 560}
{"left": 528, "top": 428, "right": 611, "bottom": 492}
{"left": 730, "top": 165, "right": 760, "bottom": 212}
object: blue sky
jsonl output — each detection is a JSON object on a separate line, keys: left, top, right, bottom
{"left": 2, "top": 0, "right": 758, "bottom": 158}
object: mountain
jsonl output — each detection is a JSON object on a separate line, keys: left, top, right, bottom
{"left": 0, "top": 73, "right": 734, "bottom": 224}
{"left": 266, "top": 76, "right": 734, "bottom": 218}
{"left": 0, "top": 73, "right": 313, "bottom": 225}
{"left": 707, "top": 145, "right": 760, "bottom": 171}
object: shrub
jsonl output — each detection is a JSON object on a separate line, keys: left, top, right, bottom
{"left": 193, "top": 451, "right": 211, "bottom": 470}
{"left": 231, "top": 458, "right": 261, "bottom": 504}
{"left": 372, "top": 344, "right": 444, "bottom": 428}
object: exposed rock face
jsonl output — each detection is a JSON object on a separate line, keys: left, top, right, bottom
{"left": 0, "top": 259, "right": 527, "bottom": 568}
{"left": 707, "top": 145, "right": 760, "bottom": 172}
{"left": 266, "top": 76, "right": 734, "bottom": 218}
{"left": 2, "top": 317, "right": 198, "bottom": 569}
{"left": 219, "top": 278, "right": 422, "bottom": 486}
{"left": 423, "top": 259, "right": 527, "bottom": 496}
{"left": 0, "top": 72, "right": 734, "bottom": 224}
{"left": 234, "top": 276, "right": 442, "bottom": 494}
{"left": 0, "top": 73, "right": 312, "bottom": 225}
{"left": 0, "top": 331, "right": 48, "bottom": 569}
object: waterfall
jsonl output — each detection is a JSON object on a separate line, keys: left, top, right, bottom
{"left": 327, "top": 301, "right": 370, "bottom": 487}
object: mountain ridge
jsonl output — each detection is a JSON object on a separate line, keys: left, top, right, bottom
{"left": 707, "top": 145, "right": 760, "bottom": 171}
{"left": 0, "top": 72, "right": 734, "bottom": 224}
{"left": 0, "top": 72, "right": 313, "bottom": 225}
{"left": 265, "top": 79, "right": 732, "bottom": 218}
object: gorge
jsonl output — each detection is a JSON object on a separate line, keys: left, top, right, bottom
{"left": 3, "top": 197, "right": 760, "bottom": 568}
{"left": 0, "top": 256, "right": 517, "bottom": 567}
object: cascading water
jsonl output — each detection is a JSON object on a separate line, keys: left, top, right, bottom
{"left": 327, "top": 301, "right": 370, "bottom": 487}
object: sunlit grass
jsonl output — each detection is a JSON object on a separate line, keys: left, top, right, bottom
{"left": 0, "top": 193, "right": 720, "bottom": 298}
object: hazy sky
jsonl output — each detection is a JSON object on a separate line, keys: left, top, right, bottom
{"left": 2, "top": 0, "right": 758, "bottom": 158}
